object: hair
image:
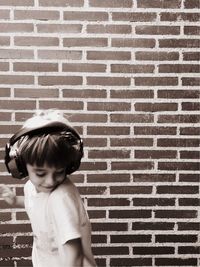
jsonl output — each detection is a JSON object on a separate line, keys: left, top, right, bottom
{"left": 15, "top": 109, "right": 83, "bottom": 172}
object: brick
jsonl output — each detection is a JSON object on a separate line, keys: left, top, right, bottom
{"left": 160, "top": 12, "right": 200, "bottom": 21}
{"left": 158, "top": 138, "right": 200, "bottom": 147}
{"left": 135, "top": 150, "right": 177, "bottom": 159}
{"left": 155, "top": 258, "right": 197, "bottom": 266}
{"left": 38, "top": 76, "right": 82, "bottom": 86}
{"left": 112, "top": 38, "right": 155, "bottom": 48}
{"left": 110, "top": 186, "right": 152, "bottom": 194}
{"left": 0, "top": 100, "right": 36, "bottom": 110}
{"left": 87, "top": 24, "right": 132, "bottom": 34}
{"left": 109, "top": 210, "right": 151, "bottom": 218}
{"left": 87, "top": 173, "right": 130, "bottom": 183}
{"left": 0, "top": 75, "right": 34, "bottom": 85}
{"left": 178, "top": 246, "right": 200, "bottom": 254}
{"left": 157, "top": 185, "right": 199, "bottom": 194}
{"left": 178, "top": 222, "right": 200, "bottom": 231}
{"left": 0, "top": 236, "right": 13, "bottom": 246}
{"left": 156, "top": 234, "right": 198, "bottom": 243}
{"left": 87, "top": 76, "right": 130, "bottom": 86}
{"left": 110, "top": 258, "right": 152, "bottom": 267}
{"left": 0, "top": 10, "right": 10, "bottom": 19}
{"left": 16, "top": 236, "right": 33, "bottom": 245}
{"left": 111, "top": 89, "right": 154, "bottom": 99}
{"left": 0, "top": 224, "right": 32, "bottom": 234}
{"left": 184, "top": 26, "right": 200, "bottom": 35}
{"left": 38, "top": 50, "right": 81, "bottom": 60}
{"left": 13, "top": 62, "right": 58, "bottom": 72}
{"left": 37, "top": 24, "right": 82, "bottom": 33}
{"left": 0, "top": 87, "right": 10, "bottom": 97}
{"left": 136, "top": 25, "right": 180, "bottom": 35}
{"left": 158, "top": 162, "right": 200, "bottom": 171}
{"left": 184, "top": 0, "right": 199, "bottom": 8}
{"left": 158, "top": 90, "right": 200, "bottom": 98}
{"left": 135, "top": 77, "right": 178, "bottom": 86}
{"left": 80, "top": 161, "right": 107, "bottom": 171}
{"left": 135, "top": 51, "right": 179, "bottom": 61}
{"left": 0, "top": 260, "right": 14, "bottom": 266}
{"left": 14, "top": 10, "right": 60, "bottom": 20}
{"left": 135, "top": 102, "right": 177, "bottom": 112}
{"left": 133, "top": 246, "right": 174, "bottom": 255}
{"left": 14, "top": 36, "right": 59, "bottom": 46}
{"left": 16, "top": 212, "right": 29, "bottom": 220}
{"left": 63, "top": 38, "right": 108, "bottom": 47}
{"left": 0, "top": 0, "right": 33, "bottom": 6}
{"left": 134, "top": 126, "right": 176, "bottom": 135}
{"left": 0, "top": 49, "right": 34, "bottom": 59}
{"left": 63, "top": 63, "right": 106, "bottom": 72}
{"left": 92, "top": 222, "right": 128, "bottom": 231}
{"left": 88, "top": 102, "right": 131, "bottom": 111}
{"left": 111, "top": 234, "right": 151, "bottom": 243}
{"left": 88, "top": 198, "right": 130, "bottom": 206}
{"left": 179, "top": 174, "right": 200, "bottom": 183}
{"left": 83, "top": 137, "right": 107, "bottom": 147}
{"left": 132, "top": 173, "right": 175, "bottom": 183}
{"left": 87, "top": 126, "right": 130, "bottom": 135}
{"left": 88, "top": 149, "right": 130, "bottom": 159}
{"left": 66, "top": 113, "right": 107, "bottom": 123}
{"left": 179, "top": 198, "right": 200, "bottom": 206}
{"left": 39, "top": 100, "right": 83, "bottom": 110}
{"left": 0, "top": 37, "right": 10, "bottom": 46}
{"left": 0, "top": 23, "right": 33, "bottom": 32}
{"left": 111, "top": 114, "right": 154, "bottom": 123}
{"left": 158, "top": 115, "right": 200, "bottom": 123}
{"left": 0, "top": 248, "right": 31, "bottom": 258}
{"left": 39, "top": 0, "right": 84, "bottom": 7}
{"left": 112, "top": 12, "right": 156, "bottom": 21}
{"left": 133, "top": 198, "right": 175, "bottom": 206}
{"left": 87, "top": 51, "right": 131, "bottom": 61}
{"left": 111, "top": 64, "right": 154, "bottom": 73}
{"left": 92, "top": 234, "right": 107, "bottom": 243}
{"left": 155, "top": 210, "right": 197, "bottom": 218}
{"left": 89, "top": 0, "right": 133, "bottom": 8}
{"left": 159, "top": 64, "right": 200, "bottom": 73}
{"left": 64, "top": 11, "right": 108, "bottom": 21}
{"left": 132, "top": 222, "right": 175, "bottom": 231}
{"left": 0, "top": 62, "right": 9, "bottom": 71}
{"left": 137, "top": 0, "right": 181, "bottom": 8}
{"left": 180, "top": 150, "right": 200, "bottom": 159}
{"left": 78, "top": 186, "right": 106, "bottom": 195}
{"left": 110, "top": 137, "right": 153, "bottom": 147}
{"left": 93, "top": 246, "right": 129, "bottom": 256}
{"left": 62, "top": 89, "right": 107, "bottom": 98}
{"left": 180, "top": 127, "right": 200, "bottom": 135}
{"left": 159, "top": 39, "right": 199, "bottom": 48}
{"left": 183, "top": 52, "right": 200, "bottom": 61}
{"left": 0, "top": 212, "right": 11, "bottom": 222}
{"left": 111, "top": 161, "right": 154, "bottom": 171}
{"left": 182, "top": 77, "right": 200, "bottom": 86}
{"left": 88, "top": 211, "right": 106, "bottom": 219}
{"left": 182, "top": 102, "right": 200, "bottom": 111}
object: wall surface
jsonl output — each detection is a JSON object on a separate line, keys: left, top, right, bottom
{"left": 0, "top": 0, "right": 199, "bottom": 266}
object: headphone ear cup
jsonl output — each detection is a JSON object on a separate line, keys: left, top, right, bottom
{"left": 7, "top": 155, "right": 28, "bottom": 179}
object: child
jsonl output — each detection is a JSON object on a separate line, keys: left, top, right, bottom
{"left": 0, "top": 109, "right": 96, "bottom": 267}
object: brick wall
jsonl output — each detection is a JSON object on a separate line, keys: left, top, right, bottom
{"left": 0, "top": 0, "right": 199, "bottom": 266}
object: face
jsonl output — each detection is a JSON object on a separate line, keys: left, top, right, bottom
{"left": 26, "top": 163, "right": 66, "bottom": 193}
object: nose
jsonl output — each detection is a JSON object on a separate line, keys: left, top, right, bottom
{"left": 45, "top": 174, "right": 55, "bottom": 187}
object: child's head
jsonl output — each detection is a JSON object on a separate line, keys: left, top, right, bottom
{"left": 5, "top": 109, "right": 83, "bottom": 179}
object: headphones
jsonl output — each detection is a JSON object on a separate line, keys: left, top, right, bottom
{"left": 4, "top": 121, "right": 83, "bottom": 179}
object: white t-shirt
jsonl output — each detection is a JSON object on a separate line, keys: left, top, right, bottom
{"left": 24, "top": 179, "right": 95, "bottom": 267}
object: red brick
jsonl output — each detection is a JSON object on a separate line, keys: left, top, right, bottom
{"left": 88, "top": 198, "right": 130, "bottom": 206}
{"left": 179, "top": 198, "right": 200, "bottom": 206}
{"left": 184, "top": 26, "right": 200, "bottom": 35}
{"left": 88, "top": 211, "right": 106, "bottom": 219}
{"left": 0, "top": 23, "right": 33, "bottom": 32}
{"left": 135, "top": 150, "right": 177, "bottom": 159}
{"left": 92, "top": 234, "right": 107, "bottom": 243}
{"left": 178, "top": 246, "right": 200, "bottom": 254}
{"left": 0, "top": 0, "right": 33, "bottom": 5}
{"left": 110, "top": 258, "right": 152, "bottom": 266}
{"left": 133, "top": 198, "right": 175, "bottom": 206}
{"left": 39, "top": 100, "right": 83, "bottom": 110}
{"left": 87, "top": 173, "right": 130, "bottom": 183}
{"left": 0, "top": 224, "right": 32, "bottom": 234}
{"left": 155, "top": 258, "right": 197, "bottom": 266}
{"left": 63, "top": 38, "right": 108, "bottom": 47}
{"left": 135, "top": 51, "right": 179, "bottom": 61}
{"left": 87, "top": 102, "right": 131, "bottom": 111}
{"left": 134, "top": 126, "right": 176, "bottom": 135}
{"left": 64, "top": 11, "right": 108, "bottom": 21}
{"left": 184, "top": 0, "right": 199, "bottom": 8}
{"left": 110, "top": 89, "right": 154, "bottom": 99}
{"left": 64, "top": 113, "right": 107, "bottom": 123}
{"left": 137, "top": 0, "right": 181, "bottom": 8}
{"left": 14, "top": 88, "right": 59, "bottom": 98}
{"left": 63, "top": 63, "right": 106, "bottom": 72}
{"left": 183, "top": 52, "right": 200, "bottom": 61}
{"left": 132, "top": 173, "right": 175, "bottom": 183}
{"left": 110, "top": 186, "right": 152, "bottom": 194}
{"left": 135, "top": 77, "right": 178, "bottom": 86}
{"left": 0, "top": 100, "right": 36, "bottom": 110}
{"left": 16, "top": 236, "right": 33, "bottom": 245}
{"left": 87, "top": 126, "right": 130, "bottom": 135}
{"left": 158, "top": 162, "right": 200, "bottom": 171}
{"left": 180, "top": 127, "right": 200, "bottom": 135}
{"left": 111, "top": 64, "right": 154, "bottom": 73}
{"left": 110, "top": 114, "right": 154, "bottom": 123}
{"left": 132, "top": 222, "right": 175, "bottom": 230}
{"left": 160, "top": 39, "right": 199, "bottom": 48}
{"left": 109, "top": 210, "right": 151, "bottom": 219}
{"left": 136, "top": 25, "right": 180, "bottom": 35}
{"left": 178, "top": 222, "right": 200, "bottom": 231}
{"left": 112, "top": 38, "right": 155, "bottom": 48}
{"left": 0, "top": 236, "right": 13, "bottom": 246}
{"left": 14, "top": 10, "right": 60, "bottom": 20}
{"left": 38, "top": 50, "right": 81, "bottom": 60}
{"left": 112, "top": 12, "right": 156, "bottom": 21}
{"left": 0, "top": 212, "right": 11, "bottom": 222}
{"left": 179, "top": 174, "right": 200, "bottom": 182}
{"left": 159, "top": 64, "right": 200, "bottom": 73}
{"left": 155, "top": 210, "right": 197, "bottom": 218}
{"left": 37, "top": 24, "right": 82, "bottom": 33}
{"left": 62, "top": 89, "right": 107, "bottom": 98}
{"left": 182, "top": 77, "right": 200, "bottom": 86}
{"left": 92, "top": 222, "right": 128, "bottom": 231}
{"left": 0, "top": 248, "right": 31, "bottom": 258}
{"left": 158, "top": 115, "right": 200, "bottom": 123}
{"left": 87, "top": 76, "right": 130, "bottom": 86}
{"left": 158, "top": 90, "right": 199, "bottom": 98}
{"left": 110, "top": 138, "right": 153, "bottom": 147}
{"left": 157, "top": 185, "right": 199, "bottom": 194}
{"left": 88, "top": 149, "right": 130, "bottom": 159}
{"left": 39, "top": 0, "right": 84, "bottom": 7}
{"left": 0, "top": 10, "right": 10, "bottom": 19}
{"left": 78, "top": 186, "right": 106, "bottom": 195}
{"left": 180, "top": 150, "right": 200, "bottom": 159}
{"left": 0, "top": 37, "right": 10, "bottom": 46}
{"left": 14, "top": 62, "right": 58, "bottom": 72}
{"left": 87, "top": 51, "right": 131, "bottom": 60}
{"left": 83, "top": 137, "right": 107, "bottom": 147}
{"left": 89, "top": 0, "right": 133, "bottom": 8}
{"left": 38, "top": 76, "right": 82, "bottom": 85}
{"left": 0, "top": 87, "right": 10, "bottom": 97}
{"left": 0, "top": 62, "right": 9, "bottom": 71}
{"left": 87, "top": 24, "right": 132, "bottom": 34}
{"left": 156, "top": 234, "right": 198, "bottom": 243}
{"left": 135, "top": 102, "right": 178, "bottom": 112}
{"left": 111, "top": 234, "right": 151, "bottom": 243}
{"left": 182, "top": 102, "right": 200, "bottom": 111}
{"left": 93, "top": 246, "right": 129, "bottom": 256}
{"left": 14, "top": 36, "right": 59, "bottom": 46}
{"left": 133, "top": 246, "right": 174, "bottom": 255}
{"left": 0, "top": 75, "right": 34, "bottom": 85}
{"left": 160, "top": 12, "right": 200, "bottom": 21}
